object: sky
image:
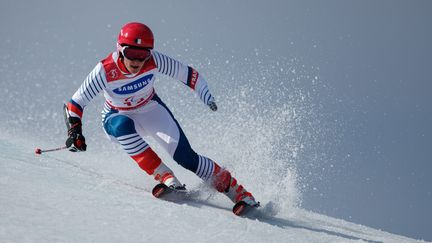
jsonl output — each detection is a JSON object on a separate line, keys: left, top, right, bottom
{"left": 1, "top": 0, "right": 431, "bottom": 241}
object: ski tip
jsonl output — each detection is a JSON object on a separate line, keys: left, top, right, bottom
{"left": 232, "top": 201, "right": 260, "bottom": 216}
{"left": 35, "top": 148, "right": 42, "bottom": 155}
{"left": 152, "top": 183, "right": 168, "bottom": 198}
{"left": 233, "top": 201, "right": 247, "bottom": 216}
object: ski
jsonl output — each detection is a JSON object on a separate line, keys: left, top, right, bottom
{"left": 232, "top": 201, "right": 260, "bottom": 216}
{"left": 152, "top": 183, "right": 260, "bottom": 217}
{"left": 63, "top": 104, "right": 71, "bottom": 130}
{"left": 151, "top": 183, "right": 187, "bottom": 199}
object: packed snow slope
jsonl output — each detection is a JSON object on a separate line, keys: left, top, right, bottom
{"left": 1, "top": 2, "right": 431, "bottom": 241}
{"left": 0, "top": 137, "right": 422, "bottom": 243}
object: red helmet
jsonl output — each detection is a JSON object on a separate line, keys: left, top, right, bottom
{"left": 117, "top": 22, "right": 154, "bottom": 49}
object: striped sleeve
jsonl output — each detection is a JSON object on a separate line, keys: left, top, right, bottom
{"left": 152, "top": 51, "right": 215, "bottom": 105}
{"left": 67, "top": 62, "right": 107, "bottom": 119}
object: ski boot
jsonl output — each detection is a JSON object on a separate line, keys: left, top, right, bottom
{"left": 152, "top": 163, "right": 186, "bottom": 198}
{"left": 211, "top": 163, "right": 260, "bottom": 215}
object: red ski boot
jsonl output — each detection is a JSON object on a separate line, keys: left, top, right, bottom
{"left": 211, "top": 163, "right": 259, "bottom": 215}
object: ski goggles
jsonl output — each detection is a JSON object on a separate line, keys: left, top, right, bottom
{"left": 120, "top": 46, "right": 151, "bottom": 62}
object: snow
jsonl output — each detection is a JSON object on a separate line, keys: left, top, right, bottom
{"left": 0, "top": 138, "right": 423, "bottom": 243}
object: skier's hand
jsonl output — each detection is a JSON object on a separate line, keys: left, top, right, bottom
{"left": 208, "top": 101, "right": 218, "bottom": 112}
{"left": 66, "top": 132, "right": 86, "bottom": 152}
{"left": 65, "top": 118, "right": 87, "bottom": 152}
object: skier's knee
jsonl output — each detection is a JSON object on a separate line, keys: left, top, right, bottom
{"left": 104, "top": 115, "right": 136, "bottom": 138}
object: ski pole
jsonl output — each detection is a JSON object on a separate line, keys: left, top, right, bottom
{"left": 35, "top": 145, "right": 68, "bottom": 155}
{"left": 35, "top": 104, "right": 72, "bottom": 155}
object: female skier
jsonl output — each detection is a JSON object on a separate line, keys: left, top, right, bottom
{"left": 65, "top": 22, "right": 258, "bottom": 213}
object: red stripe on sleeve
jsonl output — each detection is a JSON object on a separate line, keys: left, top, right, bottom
{"left": 189, "top": 68, "right": 199, "bottom": 90}
{"left": 67, "top": 102, "right": 83, "bottom": 118}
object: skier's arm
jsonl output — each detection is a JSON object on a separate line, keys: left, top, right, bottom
{"left": 65, "top": 63, "right": 107, "bottom": 152}
{"left": 66, "top": 62, "right": 107, "bottom": 119}
{"left": 152, "top": 51, "right": 217, "bottom": 111}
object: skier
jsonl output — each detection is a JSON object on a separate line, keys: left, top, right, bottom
{"left": 65, "top": 22, "right": 258, "bottom": 210}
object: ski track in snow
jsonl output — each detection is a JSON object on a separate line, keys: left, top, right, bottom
{"left": 0, "top": 139, "right": 424, "bottom": 243}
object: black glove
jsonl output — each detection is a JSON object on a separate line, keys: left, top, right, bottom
{"left": 208, "top": 101, "right": 218, "bottom": 112}
{"left": 65, "top": 117, "right": 87, "bottom": 152}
